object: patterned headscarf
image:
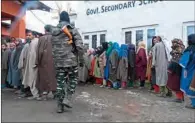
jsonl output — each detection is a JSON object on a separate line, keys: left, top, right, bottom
{"left": 170, "top": 38, "right": 185, "bottom": 63}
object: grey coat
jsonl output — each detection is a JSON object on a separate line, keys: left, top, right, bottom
{"left": 7, "top": 45, "right": 23, "bottom": 87}
{"left": 1, "top": 49, "right": 9, "bottom": 83}
{"left": 152, "top": 42, "right": 169, "bottom": 86}
{"left": 78, "top": 53, "right": 90, "bottom": 82}
{"left": 109, "top": 50, "right": 120, "bottom": 83}
{"left": 117, "top": 57, "right": 128, "bottom": 82}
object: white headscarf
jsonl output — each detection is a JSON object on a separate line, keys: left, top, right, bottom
{"left": 160, "top": 36, "right": 171, "bottom": 62}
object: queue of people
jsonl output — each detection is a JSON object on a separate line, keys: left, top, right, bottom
{"left": 1, "top": 10, "right": 195, "bottom": 114}
{"left": 78, "top": 34, "right": 195, "bottom": 109}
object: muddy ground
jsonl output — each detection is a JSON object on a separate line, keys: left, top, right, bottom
{"left": 1, "top": 85, "right": 195, "bottom": 122}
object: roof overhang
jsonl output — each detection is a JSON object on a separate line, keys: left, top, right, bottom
{"left": 17, "top": 0, "right": 52, "bottom": 12}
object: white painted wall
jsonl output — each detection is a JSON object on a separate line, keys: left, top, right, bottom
{"left": 76, "top": 1, "right": 195, "bottom": 48}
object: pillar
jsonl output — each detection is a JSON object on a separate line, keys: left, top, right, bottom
{"left": 10, "top": 15, "right": 26, "bottom": 39}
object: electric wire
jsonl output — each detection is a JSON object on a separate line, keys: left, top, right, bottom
{"left": 30, "top": 10, "right": 46, "bottom": 25}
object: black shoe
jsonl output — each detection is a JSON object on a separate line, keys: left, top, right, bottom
{"left": 166, "top": 92, "right": 172, "bottom": 97}
{"left": 57, "top": 104, "right": 64, "bottom": 113}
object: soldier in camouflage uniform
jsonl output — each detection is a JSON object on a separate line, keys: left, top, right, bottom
{"left": 49, "top": 11, "right": 84, "bottom": 113}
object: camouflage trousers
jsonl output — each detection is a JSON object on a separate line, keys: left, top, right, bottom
{"left": 55, "top": 66, "right": 78, "bottom": 105}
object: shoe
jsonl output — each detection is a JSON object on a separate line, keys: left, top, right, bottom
{"left": 106, "top": 86, "right": 111, "bottom": 89}
{"left": 151, "top": 90, "right": 156, "bottom": 93}
{"left": 100, "top": 85, "right": 105, "bottom": 88}
{"left": 166, "top": 92, "right": 172, "bottom": 97}
{"left": 27, "top": 96, "right": 36, "bottom": 100}
{"left": 185, "top": 104, "right": 195, "bottom": 109}
{"left": 157, "top": 93, "right": 166, "bottom": 98}
{"left": 57, "top": 104, "right": 64, "bottom": 113}
{"left": 36, "top": 97, "right": 43, "bottom": 101}
{"left": 63, "top": 98, "right": 72, "bottom": 108}
{"left": 42, "top": 95, "right": 47, "bottom": 101}
{"left": 18, "top": 93, "right": 26, "bottom": 98}
{"left": 139, "top": 87, "right": 144, "bottom": 89}
{"left": 14, "top": 90, "right": 21, "bottom": 94}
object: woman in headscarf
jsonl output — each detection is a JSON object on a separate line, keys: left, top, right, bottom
{"left": 167, "top": 38, "right": 185, "bottom": 103}
{"left": 78, "top": 47, "right": 90, "bottom": 84}
{"left": 103, "top": 42, "right": 113, "bottom": 88}
{"left": 99, "top": 42, "right": 108, "bottom": 87}
{"left": 146, "top": 36, "right": 159, "bottom": 92}
{"left": 117, "top": 44, "right": 128, "bottom": 89}
{"left": 152, "top": 36, "right": 170, "bottom": 97}
{"left": 85, "top": 49, "right": 95, "bottom": 84}
{"left": 180, "top": 34, "right": 195, "bottom": 109}
{"left": 135, "top": 41, "right": 147, "bottom": 89}
{"left": 93, "top": 46, "right": 103, "bottom": 85}
{"left": 109, "top": 42, "right": 120, "bottom": 88}
{"left": 127, "top": 44, "right": 136, "bottom": 88}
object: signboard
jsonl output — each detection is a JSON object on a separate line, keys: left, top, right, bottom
{"left": 86, "top": 0, "right": 164, "bottom": 16}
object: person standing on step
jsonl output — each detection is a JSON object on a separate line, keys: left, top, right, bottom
{"left": 135, "top": 41, "right": 147, "bottom": 89}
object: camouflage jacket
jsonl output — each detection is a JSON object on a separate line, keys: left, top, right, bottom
{"left": 51, "top": 21, "right": 84, "bottom": 68}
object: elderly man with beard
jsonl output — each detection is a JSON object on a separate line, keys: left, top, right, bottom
{"left": 22, "top": 31, "right": 40, "bottom": 100}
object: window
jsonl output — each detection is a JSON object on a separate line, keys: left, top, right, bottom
{"left": 84, "top": 35, "right": 89, "bottom": 40}
{"left": 147, "top": 29, "right": 156, "bottom": 51}
{"left": 92, "top": 35, "right": 97, "bottom": 49}
{"left": 136, "top": 30, "right": 143, "bottom": 46}
{"left": 100, "top": 34, "right": 106, "bottom": 45}
{"left": 125, "top": 31, "right": 132, "bottom": 44}
{"left": 187, "top": 25, "right": 195, "bottom": 36}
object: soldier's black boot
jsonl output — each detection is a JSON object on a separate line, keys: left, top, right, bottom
{"left": 63, "top": 98, "right": 72, "bottom": 108}
{"left": 57, "top": 103, "right": 64, "bottom": 113}
{"left": 63, "top": 93, "right": 73, "bottom": 108}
